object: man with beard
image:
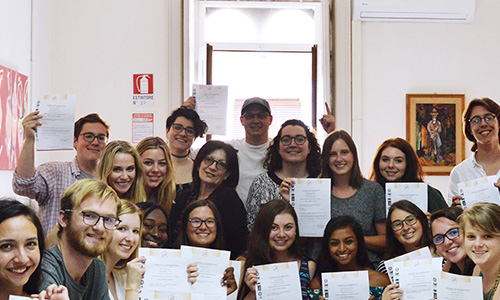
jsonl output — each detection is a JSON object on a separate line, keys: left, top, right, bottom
{"left": 39, "top": 179, "right": 120, "bottom": 300}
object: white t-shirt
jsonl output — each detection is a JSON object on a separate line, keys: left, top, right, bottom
{"left": 228, "top": 138, "right": 270, "bottom": 203}
{"left": 448, "top": 151, "right": 500, "bottom": 203}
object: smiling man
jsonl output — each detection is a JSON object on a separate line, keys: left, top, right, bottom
{"left": 39, "top": 179, "right": 120, "bottom": 300}
{"left": 13, "top": 112, "right": 110, "bottom": 236}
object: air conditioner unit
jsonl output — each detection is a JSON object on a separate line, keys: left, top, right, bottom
{"left": 353, "top": 0, "right": 475, "bottom": 23}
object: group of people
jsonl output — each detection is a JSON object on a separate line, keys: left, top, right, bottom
{"left": 1, "top": 95, "right": 499, "bottom": 300}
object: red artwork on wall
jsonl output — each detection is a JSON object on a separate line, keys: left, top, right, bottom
{"left": 0, "top": 65, "right": 28, "bottom": 170}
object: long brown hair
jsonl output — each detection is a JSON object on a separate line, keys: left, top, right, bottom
{"left": 320, "top": 130, "right": 363, "bottom": 189}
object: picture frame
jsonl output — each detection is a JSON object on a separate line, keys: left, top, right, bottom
{"left": 406, "top": 94, "right": 465, "bottom": 175}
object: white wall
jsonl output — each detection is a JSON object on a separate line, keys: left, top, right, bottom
{"left": 0, "top": 0, "right": 31, "bottom": 198}
{"left": 355, "top": 0, "right": 500, "bottom": 199}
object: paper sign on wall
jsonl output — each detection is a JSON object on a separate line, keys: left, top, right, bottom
{"left": 133, "top": 74, "right": 154, "bottom": 106}
{"left": 132, "top": 113, "right": 154, "bottom": 143}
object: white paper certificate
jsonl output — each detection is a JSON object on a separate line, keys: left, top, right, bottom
{"left": 384, "top": 247, "right": 432, "bottom": 283}
{"left": 255, "top": 262, "right": 302, "bottom": 300}
{"left": 437, "top": 272, "right": 483, "bottom": 300}
{"left": 192, "top": 84, "right": 228, "bottom": 135}
{"left": 290, "top": 178, "right": 331, "bottom": 237}
{"left": 9, "top": 296, "right": 31, "bottom": 300}
{"left": 458, "top": 176, "right": 500, "bottom": 209}
{"left": 181, "top": 246, "right": 231, "bottom": 300}
{"left": 35, "top": 94, "right": 76, "bottom": 151}
{"left": 227, "top": 260, "right": 242, "bottom": 300}
{"left": 385, "top": 182, "right": 428, "bottom": 215}
{"left": 138, "top": 248, "right": 191, "bottom": 296}
{"left": 393, "top": 257, "right": 442, "bottom": 300}
{"left": 321, "top": 270, "right": 370, "bottom": 300}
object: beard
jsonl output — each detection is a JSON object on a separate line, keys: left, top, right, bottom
{"left": 66, "top": 221, "right": 109, "bottom": 258}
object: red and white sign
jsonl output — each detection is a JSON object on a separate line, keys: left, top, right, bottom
{"left": 133, "top": 74, "right": 153, "bottom": 94}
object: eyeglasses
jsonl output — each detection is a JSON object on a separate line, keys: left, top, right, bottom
{"left": 171, "top": 123, "right": 196, "bottom": 137}
{"left": 203, "top": 156, "right": 227, "bottom": 170}
{"left": 432, "top": 228, "right": 460, "bottom": 245}
{"left": 66, "top": 210, "right": 120, "bottom": 230}
{"left": 280, "top": 135, "right": 307, "bottom": 146}
{"left": 469, "top": 114, "right": 497, "bottom": 126}
{"left": 80, "top": 133, "right": 108, "bottom": 144}
{"left": 242, "top": 113, "right": 269, "bottom": 120}
{"left": 188, "top": 218, "right": 217, "bottom": 228}
{"left": 391, "top": 214, "right": 418, "bottom": 231}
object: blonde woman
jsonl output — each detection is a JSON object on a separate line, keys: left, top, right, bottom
{"left": 136, "top": 137, "right": 176, "bottom": 214}
{"left": 458, "top": 203, "right": 500, "bottom": 300}
{"left": 103, "top": 200, "right": 146, "bottom": 300}
{"left": 97, "top": 140, "right": 146, "bottom": 203}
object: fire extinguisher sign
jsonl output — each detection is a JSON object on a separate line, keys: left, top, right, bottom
{"left": 132, "top": 74, "right": 154, "bottom": 106}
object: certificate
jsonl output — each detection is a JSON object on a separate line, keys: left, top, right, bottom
{"left": 9, "top": 297, "right": 31, "bottom": 300}
{"left": 385, "top": 182, "right": 428, "bottom": 215}
{"left": 192, "top": 84, "right": 228, "bottom": 135}
{"left": 321, "top": 270, "right": 370, "bottom": 300}
{"left": 138, "top": 248, "right": 191, "bottom": 296}
{"left": 290, "top": 178, "right": 331, "bottom": 237}
{"left": 228, "top": 260, "right": 242, "bottom": 300}
{"left": 436, "top": 272, "right": 483, "bottom": 300}
{"left": 393, "top": 257, "right": 442, "bottom": 300}
{"left": 384, "top": 247, "right": 432, "bottom": 283}
{"left": 255, "top": 262, "right": 302, "bottom": 300}
{"left": 181, "top": 246, "right": 231, "bottom": 300}
{"left": 35, "top": 94, "right": 76, "bottom": 151}
{"left": 458, "top": 176, "right": 500, "bottom": 209}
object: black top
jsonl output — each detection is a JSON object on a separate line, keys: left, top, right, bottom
{"left": 169, "top": 186, "right": 249, "bottom": 259}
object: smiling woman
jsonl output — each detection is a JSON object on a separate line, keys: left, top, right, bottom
{"left": 169, "top": 141, "right": 248, "bottom": 259}
{"left": 97, "top": 141, "right": 146, "bottom": 203}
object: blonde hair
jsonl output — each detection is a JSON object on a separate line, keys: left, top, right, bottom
{"left": 136, "top": 137, "right": 176, "bottom": 214}
{"left": 59, "top": 179, "right": 120, "bottom": 237}
{"left": 458, "top": 202, "right": 500, "bottom": 237}
{"left": 102, "top": 199, "right": 143, "bottom": 269}
{"left": 97, "top": 140, "right": 146, "bottom": 204}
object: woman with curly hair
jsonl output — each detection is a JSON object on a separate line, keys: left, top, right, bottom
{"left": 246, "top": 119, "right": 321, "bottom": 230}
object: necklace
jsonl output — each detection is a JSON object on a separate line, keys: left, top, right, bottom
{"left": 172, "top": 152, "right": 189, "bottom": 159}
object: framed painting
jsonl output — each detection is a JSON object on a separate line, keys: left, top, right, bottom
{"left": 406, "top": 94, "right": 465, "bottom": 175}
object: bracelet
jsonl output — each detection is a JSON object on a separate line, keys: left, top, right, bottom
{"left": 125, "top": 287, "right": 139, "bottom": 292}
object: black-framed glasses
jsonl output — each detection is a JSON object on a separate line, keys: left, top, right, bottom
{"left": 171, "top": 123, "right": 196, "bottom": 137}
{"left": 80, "top": 133, "right": 108, "bottom": 144}
{"left": 469, "top": 114, "right": 496, "bottom": 125}
{"left": 280, "top": 135, "right": 307, "bottom": 146}
{"left": 432, "top": 228, "right": 460, "bottom": 245}
{"left": 66, "top": 210, "right": 120, "bottom": 230}
{"left": 188, "top": 218, "right": 217, "bottom": 228}
{"left": 203, "top": 156, "right": 227, "bottom": 170}
{"left": 391, "top": 214, "right": 418, "bottom": 231}
{"left": 242, "top": 113, "right": 269, "bottom": 120}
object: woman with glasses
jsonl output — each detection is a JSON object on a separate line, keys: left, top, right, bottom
{"left": 377, "top": 200, "right": 432, "bottom": 274}
{"left": 246, "top": 119, "right": 321, "bottom": 230}
{"left": 97, "top": 141, "right": 146, "bottom": 203}
{"left": 369, "top": 137, "right": 448, "bottom": 213}
{"left": 137, "top": 202, "right": 169, "bottom": 248}
{"left": 458, "top": 203, "right": 500, "bottom": 300}
{"left": 430, "top": 206, "right": 474, "bottom": 275}
{"left": 448, "top": 98, "right": 500, "bottom": 205}
{"left": 169, "top": 140, "right": 248, "bottom": 258}
{"left": 319, "top": 130, "right": 386, "bottom": 267}
{"left": 103, "top": 200, "right": 146, "bottom": 300}
{"left": 176, "top": 200, "right": 237, "bottom": 296}
{"left": 166, "top": 107, "right": 208, "bottom": 191}
{"left": 136, "top": 137, "right": 176, "bottom": 214}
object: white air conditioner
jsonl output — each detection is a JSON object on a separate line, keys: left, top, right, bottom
{"left": 353, "top": 0, "right": 475, "bottom": 22}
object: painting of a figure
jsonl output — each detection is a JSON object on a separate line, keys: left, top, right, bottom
{"left": 0, "top": 65, "right": 28, "bottom": 170}
{"left": 407, "top": 94, "right": 464, "bottom": 175}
